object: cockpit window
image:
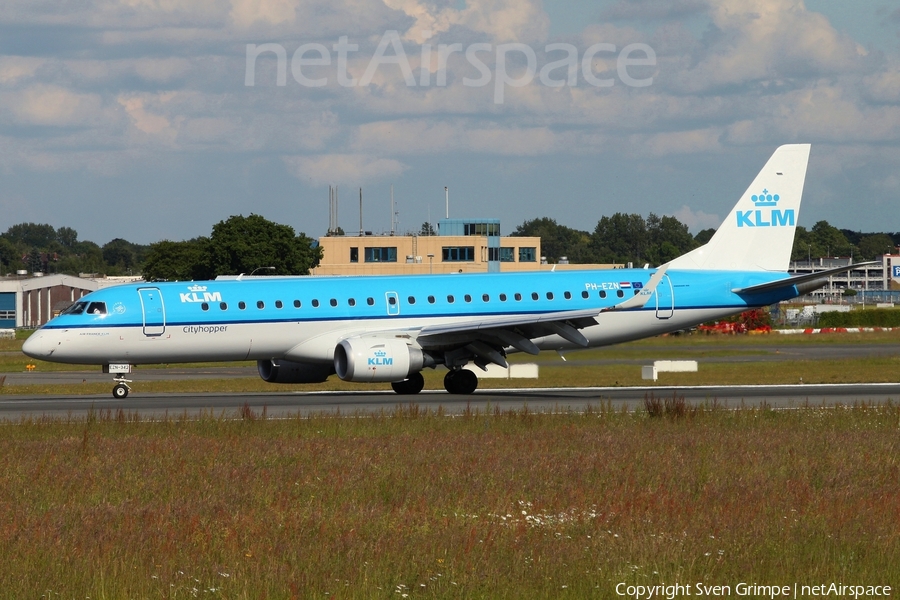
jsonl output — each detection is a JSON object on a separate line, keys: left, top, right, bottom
{"left": 61, "top": 302, "right": 87, "bottom": 315}
{"left": 86, "top": 302, "right": 108, "bottom": 315}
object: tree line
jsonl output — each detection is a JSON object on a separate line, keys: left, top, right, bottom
{"left": 1, "top": 213, "right": 896, "bottom": 279}
{"left": 510, "top": 215, "right": 900, "bottom": 266}
{"left": 0, "top": 215, "right": 321, "bottom": 280}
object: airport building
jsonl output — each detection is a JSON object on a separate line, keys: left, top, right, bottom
{"left": 311, "top": 218, "right": 621, "bottom": 276}
{"left": 0, "top": 274, "right": 141, "bottom": 329}
{"left": 788, "top": 254, "right": 900, "bottom": 302}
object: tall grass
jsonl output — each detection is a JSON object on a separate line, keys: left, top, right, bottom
{"left": 1, "top": 403, "right": 898, "bottom": 598}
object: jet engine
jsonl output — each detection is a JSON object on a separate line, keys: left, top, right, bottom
{"left": 257, "top": 359, "right": 334, "bottom": 384}
{"left": 334, "top": 338, "right": 430, "bottom": 382}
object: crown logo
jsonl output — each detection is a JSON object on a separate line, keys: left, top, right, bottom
{"left": 374, "top": 350, "right": 387, "bottom": 357}
{"left": 751, "top": 189, "right": 780, "bottom": 207}
{"left": 188, "top": 284, "right": 208, "bottom": 292}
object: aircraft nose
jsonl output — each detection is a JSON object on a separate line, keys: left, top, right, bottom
{"left": 22, "top": 331, "right": 49, "bottom": 359}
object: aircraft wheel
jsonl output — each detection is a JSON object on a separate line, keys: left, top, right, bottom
{"left": 391, "top": 372, "right": 425, "bottom": 395}
{"left": 113, "top": 384, "right": 129, "bottom": 399}
{"left": 444, "top": 369, "right": 478, "bottom": 395}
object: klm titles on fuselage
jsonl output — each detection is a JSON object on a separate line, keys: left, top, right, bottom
{"left": 736, "top": 190, "right": 795, "bottom": 228}
{"left": 179, "top": 285, "right": 222, "bottom": 304}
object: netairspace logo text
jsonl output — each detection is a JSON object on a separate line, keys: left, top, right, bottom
{"left": 245, "top": 30, "right": 656, "bottom": 104}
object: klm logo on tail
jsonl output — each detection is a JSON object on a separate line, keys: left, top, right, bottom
{"left": 736, "top": 190, "right": 795, "bottom": 228}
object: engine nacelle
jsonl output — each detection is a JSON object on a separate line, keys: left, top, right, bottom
{"left": 257, "top": 359, "right": 334, "bottom": 384}
{"left": 334, "top": 338, "right": 425, "bottom": 382}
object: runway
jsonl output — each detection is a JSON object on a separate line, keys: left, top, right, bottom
{"left": 1, "top": 383, "right": 899, "bottom": 420}
{"left": 2, "top": 339, "right": 897, "bottom": 419}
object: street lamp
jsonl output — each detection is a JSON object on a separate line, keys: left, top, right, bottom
{"left": 427, "top": 254, "right": 434, "bottom": 275}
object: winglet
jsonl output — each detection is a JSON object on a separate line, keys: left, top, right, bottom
{"left": 601, "top": 265, "right": 669, "bottom": 313}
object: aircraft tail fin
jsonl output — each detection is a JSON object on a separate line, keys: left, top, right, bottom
{"left": 665, "top": 144, "right": 811, "bottom": 272}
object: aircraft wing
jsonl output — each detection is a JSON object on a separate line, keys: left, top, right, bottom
{"left": 732, "top": 262, "right": 880, "bottom": 295}
{"left": 403, "top": 266, "right": 669, "bottom": 365}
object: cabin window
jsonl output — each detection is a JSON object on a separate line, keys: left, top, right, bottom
{"left": 257, "top": 301, "right": 265, "bottom": 309}
{"left": 200, "top": 303, "right": 209, "bottom": 311}
{"left": 531, "top": 292, "right": 539, "bottom": 301}
{"left": 482, "top": 294, "right": 489, "bottom": 302}
{"left": 546, "top": 292, "right": 554, "bottom": 300}
{"left": 617, "top": 290, "right": 624, "bottom": 298}
{"left": 367, "top": 297, "right": 374, "bottom": 306}
{"left": 220, "top": 302, "right": 228, "bottom": 310}
{"left": 464, "top": 294, "right": 472, "bottom": 303}
{"left": 86, "top": 302, "right": 107, "bottom": 315}
{"left": 348, "top": 298, "right": 356, "bottom": 307}
{"left": 514, "top": 293, "right": 522, "bottom": 301}
{"left": 581, "top": 291, "right": 589, "bottom": 299}
{"left": 62, "top": 302, "right": 87, "bottom": 315}
{"left": 599, "top": 291, "right": 607, "bottom": 299}
{"left": 239, "top": 301, "right": 246, "bottom": 310}
{"left": 564, "top": 291, "right": 572, "bottom": 300}
{"left": 312, "top": 299, "right": 320, "bottom": 308}
{"left": 293, "top": 300, "right": 301, "bottom": 308}
{"left": 330, "top": 299, "right": 338, "bottom": 307}
{"left": 499, "top": 293, "right": 507, "bottom": 301}
{"left": 275, "top": 300, "right": 283, "bottom": 309}
{"left": 408, "top": 296, "right": 416, "bottom": 305}
{"left": 427, "top": 295, "right": 435, "bottom": 304}
{"left": 447, "top": 295, "right": 455, "bottom": 303}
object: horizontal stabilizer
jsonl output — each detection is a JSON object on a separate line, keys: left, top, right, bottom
{"left": 732, "top": 262, "right": 880, "bottom": 295}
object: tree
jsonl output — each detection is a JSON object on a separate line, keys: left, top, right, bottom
{"left": 102, "top": 238, "right": 137, "bottom": 271}
{"left": 694, "top": 228, "right": 716, "bottom": 246}
{"left": 0, "top": 237, "right": 17, "bottom": 273}
{"left": 419, "top": 222, "right": 436, "bottom": 236}
{"left": 57, "top": 226, "right": 78, "bottom": 250}
{"left": 511, "top": 217, "right": 595, "bottom": 263}
{"left": 142, "top": 239, "right": 212, "bottom": 281}
{"left": 3, "top": 223, "right": 57, "bottom": 248}
{"left": 811, "top": 220, "right": 852, "bottom": 257}
{"left": 646, "top": 213, "right": 697, "bottom": 265}
{"left": 207, "top": 214, "right": 322, "bottom": 277}
{"left": 857, "top": 234, "right": 895, "bottom": 260}
{"left": 592, "top": 213, "right": 648, "bottom": 265}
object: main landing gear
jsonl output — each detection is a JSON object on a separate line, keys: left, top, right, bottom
{"left": 391, "top": 371, "right": 425, "bottom": 395}
{"left": 389, "top": 369, "right": 479, "bottom": 395}
{"left": 443, "top": 368, "right": 478, "bottom": 395}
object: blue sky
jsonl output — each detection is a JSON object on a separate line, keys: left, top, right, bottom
{"left": 0, "top": 0, "right": 898, "bottom": 245}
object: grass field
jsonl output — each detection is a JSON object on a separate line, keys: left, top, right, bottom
{"left": 1, "top": 403, "right": 898, "bottom": 598}
{"left": 2, "top": 330, "right": 899, "bottom": 596}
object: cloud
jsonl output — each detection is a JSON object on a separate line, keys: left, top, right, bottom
{"left": 2, "top": 84, "right": 105, "bottom": 127}
{"left": 0, "top": 56, "right": 44, "bottom": 84}
{"left": 283, "top": 153, "right": 409, "bottom": 186}
{"left": 671, "top": 205, "right": 721, "bottom": 232}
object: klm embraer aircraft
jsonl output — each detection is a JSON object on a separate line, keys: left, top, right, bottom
{"left": 24, "top": 144, "right": 860, "bottom": 399}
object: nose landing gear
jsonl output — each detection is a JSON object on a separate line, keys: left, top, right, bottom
{"left": 104, "top": 363, "right": 134, "bottom": 399}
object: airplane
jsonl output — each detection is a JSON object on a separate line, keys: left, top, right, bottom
{"left": 23, "top": 144, "right": 868, "bottom": 399}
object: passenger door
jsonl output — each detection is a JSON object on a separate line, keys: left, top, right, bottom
{"left": 138, "top": 287, "right": 166, "bottom": 336}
